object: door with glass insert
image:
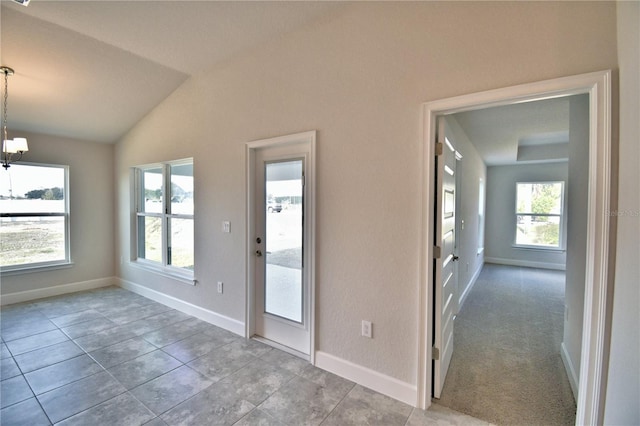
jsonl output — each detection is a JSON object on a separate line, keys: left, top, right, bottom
{"left": 254, "top": 149, "right": 309, "bottom": 355}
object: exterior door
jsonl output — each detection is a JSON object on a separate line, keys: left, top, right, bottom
{"left": 253, "top": 145, "right": 310, "bottom": 355}
{"left": 433, "top": 116, "right": 459, "bottom": 398}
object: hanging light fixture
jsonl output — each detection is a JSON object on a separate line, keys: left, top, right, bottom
{"left": 2, "top": 66, "right": 28, "bottom": 170}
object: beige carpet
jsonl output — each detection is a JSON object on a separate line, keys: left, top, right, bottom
{"left": 436, "top": 264, "right": 576, "bottom": 425}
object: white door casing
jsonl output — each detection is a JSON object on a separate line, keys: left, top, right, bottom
{"left": 246, "top": 131, "right": 316, "bottom": 360}
{"left": 417, "top": 70, "right": 612, "bottom": 426}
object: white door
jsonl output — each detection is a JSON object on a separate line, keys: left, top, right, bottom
{"left": 253, "top": 144, "right": 311, "bottom": 356}
{"left": 433, "top": 116, "right": 459, "bottom": 398}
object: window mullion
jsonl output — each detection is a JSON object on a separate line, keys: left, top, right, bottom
{"left": 132, "top": 159, "right": 193, "bottom": 276}
{"left": 162, "top": 164, "right": 170, "bottom": 267}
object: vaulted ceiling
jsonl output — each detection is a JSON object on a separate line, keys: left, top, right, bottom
{"left": 0, "top": 0, "right": 345, "bottom": 143}
{"left": 1, "top": 0, "right": 571, "bottom": 161}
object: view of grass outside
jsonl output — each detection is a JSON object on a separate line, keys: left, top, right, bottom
{"left": 1, "top": 164, "right": 68, "bottom": 269}
{"left": 0, "top": 217, "right": 65, "bottom": 266}
{"left": 169, "top": 218, "right": 194, "bottom": 270}
{"left": 136, "top": 162, "right": 194, "bottom": 271}
{"left": 516, "top": 182, "right": 564, "bottom": 247}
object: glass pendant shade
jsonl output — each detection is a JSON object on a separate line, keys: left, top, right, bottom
{"left": 3, "top": 137, "right": 28, "bottom": 154}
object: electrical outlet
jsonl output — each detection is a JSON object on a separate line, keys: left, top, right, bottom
{"left": 222, "top": 221, "right": 231, "bottom": 233}
{"left": 217, "top": 281, "right": 223, "bottom": 294}
{"left": 361, "top": 320, "right": 372, "bottom": 338}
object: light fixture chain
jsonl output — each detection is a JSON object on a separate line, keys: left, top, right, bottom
{"left": 2, "top": 69, "right": 7, "bottom": 143}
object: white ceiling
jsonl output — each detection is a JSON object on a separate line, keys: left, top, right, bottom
{"left": 0, "top": 0, "right": 345, "bottom": 143}
{"left": 2, "top": 0, "right": 573, "bottom": 158}
{"left": 452, "top": 96, "right": 572, "bottom": 166}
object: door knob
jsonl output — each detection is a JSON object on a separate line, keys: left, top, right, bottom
{"left": 452, "top": 255, "right": 459, "bottom": 261}
{"left": 255, "top": 250, "right": 263, "bottom": 257}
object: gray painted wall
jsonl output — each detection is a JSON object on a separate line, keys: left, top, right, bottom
{"left": 0, "top": 131, "right": 115, "bottom": 294}
{"left": 562, "top": 94, "right": 589, "bottom": 391}
{"left": 113, "top": 1, "right": 617, "bottom": 386}
{"left": 604, "top": 1, "right": 640, "bottom": 423}
{"left": 5, "top": 2, "right": 633, "bottom": 407}
{"left": 485, "top": 163, "right": 568, "bottom": 269}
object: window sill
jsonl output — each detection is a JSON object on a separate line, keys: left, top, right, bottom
{"left": 129, "top": 261, "right": 196, "bottom": 286}
{"left": 1, "top": 262, "right": 74, "bottom": 276}
{"left": 512, "top": 245, "right": 565, "bottom": 253}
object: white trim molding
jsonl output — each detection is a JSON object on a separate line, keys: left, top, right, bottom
{"left": 418, "top": 70, "right": 612, "bottom": 425}
{"left": 315, "top": 351, "right": 417, "bottom": 406}
{"left": 0, "top": 277, "right": 116, "bottom": 306}
{"left": 118, "top": 278, "right": 245, "bottom": 336}
{"left": 561, "top": 341, "right": 580, "bottom": 399}
{"left": 458, "top": 261, "right": 484, "bottom": 310}
{"left": 484, "top": 257, "right": 566, "bottom": 271}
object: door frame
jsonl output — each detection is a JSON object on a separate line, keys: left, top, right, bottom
{"left": 245, "top": 130, "right": 316, "bottom": 362}
{"left": 417, "top": 70, "right": 612, "bottom": 426}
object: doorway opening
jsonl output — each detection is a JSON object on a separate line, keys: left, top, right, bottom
{"left": 432, "top": 94, "right": 586, "bottom": 423}
{"left": 418, "top": 71, "right": 612, "bottom": 426}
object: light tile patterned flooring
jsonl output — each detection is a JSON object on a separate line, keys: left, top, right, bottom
{"left": 0, "top": 286, "right": 486, "bottom": 425}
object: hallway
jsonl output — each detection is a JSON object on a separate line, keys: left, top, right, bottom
{"left": 436, "top": 264, "right": 576, "bottom": 425}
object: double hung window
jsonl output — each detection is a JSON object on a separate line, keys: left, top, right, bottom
{"left": 515, "top": 181, "right": 564, "bottom": 249}
{"left": 135, "top": 159, "right": 194, "bottom": 277}
{"left": 0, "top": 163, "right": 70, "bottom": 271}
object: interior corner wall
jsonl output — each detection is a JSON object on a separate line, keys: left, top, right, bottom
{"left": 562, "top": 94, "right": 590, "bottom": 391}
{"left": 444, "top": 116, "right": 486, "bottom": 309}
{"left": 604, "top": 1, "right": 640, "bottom": 424}
{"left": 113, "top": 2, "right": 617, "bottom": 389}
{"left": 1, "top": 131, "right": 115, "bottom": 297}
{"left": 485, "top": 163, "right": 569, "bottom": 269}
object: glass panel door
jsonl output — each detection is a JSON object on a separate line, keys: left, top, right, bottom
{"left": 251, "top": 134, "right": 313, "bottom": 357}
{"left": 264, "top": 160, "right": 303, "bottom": 323}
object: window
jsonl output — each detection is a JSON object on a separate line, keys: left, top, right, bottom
{"left": 1, "top": 163, "right": 70, "bottom": 271}
{"left": 134, "top": 159, "right": 194, "bottom": 277}
{"left": 515, "top": 181, "right": 564, "bottom": 249}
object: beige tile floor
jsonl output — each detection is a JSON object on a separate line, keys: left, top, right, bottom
{"left": 0, "top": 286, "right": 486, "bottom": 425}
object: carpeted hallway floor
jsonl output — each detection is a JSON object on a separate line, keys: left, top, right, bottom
{"left": 436, "top": 264, "right": 576, "bottom": 425}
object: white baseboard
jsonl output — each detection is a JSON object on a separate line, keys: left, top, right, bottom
{"left": 117, "top": 278, "right": 245, "bottom": 337}
{"left": 484, "top": 257, "right": 566, "bottom": 271}
{"left": 0, "top": 277, "right": 116, "bottom": 306}
{"left": 459, "top": 262, "right": 483, "bottom": 310}
{"left": 314, "top": 351, "right": 417, "bottom": 407}
{"left": 561, "top": 341, "right": 579, "bottom": 399}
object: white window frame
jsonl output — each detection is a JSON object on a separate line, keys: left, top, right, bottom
{"left": 0, "top": 162, "right": 71, "bottom": 274}
{"left": 514, "top": 181, "right": 565, "bottom": 250}
{"left": 133, "top": 158, "right": 194, "bottom": 281}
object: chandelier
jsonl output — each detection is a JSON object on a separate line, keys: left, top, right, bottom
{"left": 2, "top": 66, "right": 28, "bottom": 170}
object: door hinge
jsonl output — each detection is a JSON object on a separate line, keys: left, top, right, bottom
{"left": 433, "top": 347, "right": 440, "bottom": 360}
{"left": 433, "top": 246, "right": 442, "bottom": 259}
{"left": 435, "top": 142, "right": 444, "bottom": 156}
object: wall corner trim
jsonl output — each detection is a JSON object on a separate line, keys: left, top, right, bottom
{"left": 561, "top": 341, "right": 580, "bottom": 399}
{"left": 117, "top": 278, "right": 245, "bottom": 336}
{"left": 458, "top": 261, "right": 484, "bottom": 310}
{"left": 0, "top": 277, "right": 116, "bottom": 306}
{"left": 314, "top": 350, "right": 417, "bottom": 407}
